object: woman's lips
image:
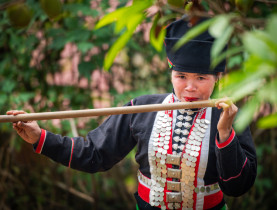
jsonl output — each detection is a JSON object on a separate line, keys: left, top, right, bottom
{"left": 184, "top": 97, "right": 198, "bottom": 102}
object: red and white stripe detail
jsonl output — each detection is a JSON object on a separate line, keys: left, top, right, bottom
{"left": 68, "top": 138, "right": 75, "bottom": 168}
{"left": 195, "top": 107, "right": 214, "bottom": 209}
{"left": 137, "top": 173, "right": 223, "bottom": 210}
{"left": 216, "top": 129, "right": 235, "bottom": 149}
{"left": 35, "top": 129, "right": 46, "bottom": 154}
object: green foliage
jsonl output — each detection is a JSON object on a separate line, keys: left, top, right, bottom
{"left": 214, "top": 14, "right": 277, "bottom": 132}
{"left": 210, "top": 15, "right": 235, "bottom": 64}
{"left": 103, "top": 12, "right": 145, "bottom": 70}
{"left": 94, "top": 0, "right": 153, "bottom": 70}
{"left": 258, "top": 112, "right": 277, "bottom": 129}
{"left": 150, "top": 12, "right": 166, "bottom": 52}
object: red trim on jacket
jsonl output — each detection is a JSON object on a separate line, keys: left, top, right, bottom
{"left": 35, "top": 129, "right": 46, "bottom": 154}
{"left": 216, "top": 128, "right": 235, "bottom": 149}
{"left": 138, "top": 181, "right": 223, "bottom": 210}
{"left": 203, "top": 190, "right": 223, "bottom": 209}
{"left": 220, "top": 157, "right": 248, "bottom": 182}
{"left": 68, "top": 138, "right": 75, "bottom": 168}
{"left": 193, "top": 110, "right": 206, "bottom": 210}
{"left": 138, "top": 181, "right": 150, "bottom": 204}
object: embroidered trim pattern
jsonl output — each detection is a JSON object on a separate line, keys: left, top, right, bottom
{"left": 146, "top": 94, "right": 216, "bottom": 210}
{"left": 220, "top": 157, "right": 248, "bottom": 182}
{"left": 35, "top": 129, "right": 46, "bottom": 154}
{"left": 148, "top": 94, "right": 174, "bottom": 209}
{"left": 195, "top": 107, "right": 212, "bottom": 209}
{"left": 216, "top": 129, "right": 235, "bottom": 149}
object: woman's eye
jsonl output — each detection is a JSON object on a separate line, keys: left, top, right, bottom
{"left": 198, "top": 77, "right": 205, "bottom": 80}
{"left": 179, "top": 76, "right": 185, "bottom": 79}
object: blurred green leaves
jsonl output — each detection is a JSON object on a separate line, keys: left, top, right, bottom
{"left": 215, "top": 14, "right": 277, "bottom": 132}
{"left": 209, "top": 15, "right": 235, "bottom": 65}
{"left": 258, "top": 112, "right": 277, "bottom": 129}
{"left": 94, "top": 0, "right": 153, "bottom": 70}
{"left": 150, "top": 12, "right": 166, "bottom": 52}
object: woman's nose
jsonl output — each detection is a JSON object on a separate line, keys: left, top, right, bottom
{"left": 185, "top": 81, "right": 196, "bottom": 91}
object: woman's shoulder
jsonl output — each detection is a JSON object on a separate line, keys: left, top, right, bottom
{"left": 132, "top": 93, "right": 171, "bottom": 105}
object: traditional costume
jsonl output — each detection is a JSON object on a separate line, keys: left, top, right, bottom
{"left": 33, "top": 18, "right": 257, "bottom": 210}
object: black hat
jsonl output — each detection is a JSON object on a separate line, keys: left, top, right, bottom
{"left": 165, "top": 18, "right": 226, "bottom": 74}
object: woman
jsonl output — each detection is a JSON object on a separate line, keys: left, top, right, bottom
{"left": 8, "top": 18, "right": 256, "bottom": 210}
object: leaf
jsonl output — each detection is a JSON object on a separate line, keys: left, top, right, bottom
{"left": 94, "top": 0, "right": 152, "bottom": 31}
{"left": 103, "top": 13, "right": 145, "bottom": 70}
{"left": 94, "top": 7, "right": 129, "bottom": 30}
{"left": 211, "top": 46, "right": 243, "bottom": 69}
{"left": 211, "top": 25, "right": 234, "bottom": 62}
{"left": 78, "top": 61, "right": 94, "bottom": 79}
{"left": 221, "top": 57, "right": 274, "bottom": 88}
{"left": 258, "top": 112, "right": 277, "bottom": 129}
{"left": 66, "top": 29, "right": 91, "bottom": 42}
{"left": 77, "top": 42, "right": 94, "bottom": 53}
{"left": 0, "top": 94, "right": 8, "bottom": 109}
{"left": 173, "top": 18, "right": 214, "bottom": 51}
{"left": 256, "top": 78, "right": 277, "bottom": 104}
{"left": 112, "top": 2, "right": 152, "bottom": 34}
{"left": 266, "top": 15, "right": 277, "bottom": 45}
{"left": 231, "top": 79, "right": 263, "bottom": 101}
{"left": 234, "top": 96, "right": 260, "bottom": 133}
{"left": 218, "top": 61, "right": 275, "bottom": 102}
{"left": 242, "top": 31, "right": 277, "bottom": 63}
{"left": 46, "top": 28, "right": 64, "bottom": 36}
{"left": 209, "top": 15, "right": 232, "bottom": 38}
{"left": 94, "top": 1, "right": 153, "bottom": 70}
{"left": 1, "top": 80, "right": 16, "bottom": 93}
{"left": 150, "top": 12, "right": 166, "bottom": 52}
{"left": 49, "top": 36, "right": 66, "bottom": 50}
{"left": 18, "top": 92, "right": 35, "bottom": 102}
{"left": 227, "top": 54, "right": 243, "bottom": 69}
{"left": 64, "top": 17, "right": 79, "bottom": 29}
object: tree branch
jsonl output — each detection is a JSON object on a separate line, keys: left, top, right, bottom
{"left": 0, "top": 0, "right": 24, "bottom": 11}
{"left": 255, "top": 0, "right": 277, "bottom": 4}
{"left": 55, "top": 181, "right": 95, "bottom": 203}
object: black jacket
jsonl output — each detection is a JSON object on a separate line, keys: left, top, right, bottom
{"left": 34, "top": 94, "right": 257, "bottom": 209}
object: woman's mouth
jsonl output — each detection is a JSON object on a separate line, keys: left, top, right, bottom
{"left": 184, "top": 97, "right": 198, "bottom": 102}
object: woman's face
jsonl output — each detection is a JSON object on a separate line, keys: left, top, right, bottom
{"left": 171, "top": 70, "right": 217, "bottom": 102}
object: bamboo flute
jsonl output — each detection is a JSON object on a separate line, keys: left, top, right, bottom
{"left": 0, "top": 99, "right": 218, "bottom": 123}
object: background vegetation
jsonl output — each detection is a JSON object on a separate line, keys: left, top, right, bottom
{"left": 0, "top": 0, "right": 276, "bottom": 209}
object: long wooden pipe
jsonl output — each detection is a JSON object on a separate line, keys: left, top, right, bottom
{"left": 0, "top": 99, "right": 218, "bottom": 123}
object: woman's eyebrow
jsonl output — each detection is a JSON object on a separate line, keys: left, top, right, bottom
{"left": 175, "top": 72, "right": 187, "bottom": 75}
